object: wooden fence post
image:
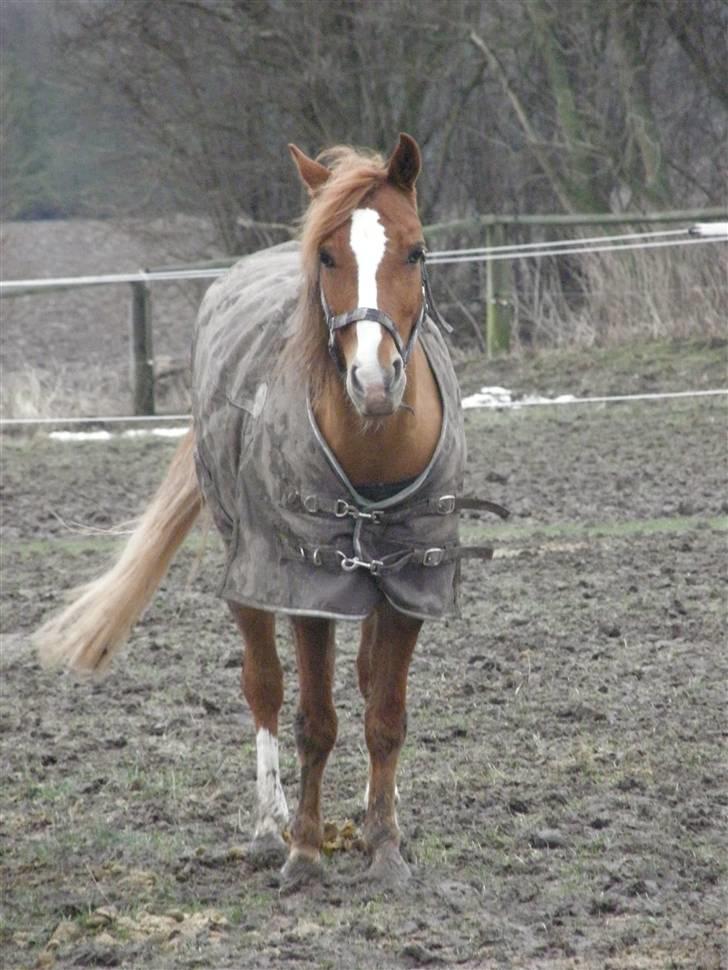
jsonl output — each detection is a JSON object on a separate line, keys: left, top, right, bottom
{"left": 485, "top": 223, "right": 513, "bottom": 356}
{"left": 129, "top": 280, "right": 155, "bottom": 415}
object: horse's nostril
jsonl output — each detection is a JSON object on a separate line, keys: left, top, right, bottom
{"left": 350, "top": 365, "right": 364, "bottom": 393}
{"left": 392, "top": 357, "right": 403, "bottom": 383}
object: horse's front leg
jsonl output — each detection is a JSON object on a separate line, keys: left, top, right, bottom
{"left": 283, "top": 615, "right": 337, "bottom": 889}
{"left": 229, "top": 604, "right": 289, "bottom": 869}
{"left": 361, "top": 600, "right": 421, "bottom": 885}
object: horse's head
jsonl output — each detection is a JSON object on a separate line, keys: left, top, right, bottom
{"left": 289, "top": 134, "right": 426, "bottom": 418}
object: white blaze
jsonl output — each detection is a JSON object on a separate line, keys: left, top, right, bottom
{"left": 254, "top": 728, "right": 289, "bottom": 837}
{"left": 349, "top": 207, "right": 387, "bottom": 379}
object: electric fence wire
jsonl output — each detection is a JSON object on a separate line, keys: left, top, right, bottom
{"left": 1, "top": 225, "right": 726, "bottom": 292}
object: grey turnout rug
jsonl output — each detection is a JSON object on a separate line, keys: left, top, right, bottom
{"left": 192, "top": 241, "right": 483, "bottom": 621}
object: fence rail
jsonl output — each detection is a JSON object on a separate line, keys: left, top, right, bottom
{"left": 424, "top": 206, "right": 728, "bottom": 234}
{"left": 2, "top": 209, "right": 726, "bottom": 414}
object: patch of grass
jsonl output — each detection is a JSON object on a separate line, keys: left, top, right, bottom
{"left": 2, "top": 529, "right": 214, "bottom": 559}
{"left": 225, "top": 894, "right": 273, "bottom": 926}
{"left": 456, "top": 336, "right": 728, "bottom": 397}
{"left": 411, "top": 831, "right": 454, "bottom": 867}
{"left": 22, "top": 778, "right": 78, "bottom": 803}
{"left": 462, "top": 513, "right": 728, "bottom": 546}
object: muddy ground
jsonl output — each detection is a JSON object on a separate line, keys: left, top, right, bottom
{"left": 1, "top": 342, "right": 726, "bottom": 969}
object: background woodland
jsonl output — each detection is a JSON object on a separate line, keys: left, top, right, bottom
{"left": 2, "top": 0, "right": 726, "bottom": 251}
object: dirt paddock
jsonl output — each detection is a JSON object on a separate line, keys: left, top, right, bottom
{"left": 1, "top": 344, "right": 726, "bottom": 969}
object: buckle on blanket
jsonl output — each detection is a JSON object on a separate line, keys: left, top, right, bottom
{"left": 335, "top": 499, "right": 383, "bottom": 523}
{"left": 303, "top": 495, "right": 319, "bottom": 513}
{"left": 436, "top": 495, "right": 456, "bottom": 514}
{"left": 338, "top": 553, "right": 385, "bottom": 575}
{"left": 422, "top": 547, "right": 445, "bottom": 566}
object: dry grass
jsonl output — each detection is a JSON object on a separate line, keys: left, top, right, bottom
{"left": 434, "top": 233, "right": 727, "bottom": 351}
{"left": 513, "top": 242, "right": 727, "bottom": 348}
{"left": 0, "top": 361, "right": 190, "bottom": 420}
{"left": 0, "top": 365, "right": 126, "bottom": 420}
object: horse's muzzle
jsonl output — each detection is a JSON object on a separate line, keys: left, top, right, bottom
{"left": 347, "top": 361, "right": 406, "bottom": 417}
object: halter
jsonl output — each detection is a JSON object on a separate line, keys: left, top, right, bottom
{"left": 320, "top": 258, "right": 453, "bottom": 371}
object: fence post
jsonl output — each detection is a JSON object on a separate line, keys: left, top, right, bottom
{"left": 129, "top": 280, "right": 155, "bottom": 415}
{"left": 485, "top": 223, "right": 512, "bottom": 356}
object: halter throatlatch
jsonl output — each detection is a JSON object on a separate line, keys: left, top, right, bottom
{"left": 320, "top": 258, "right": 453, "bottom": 370}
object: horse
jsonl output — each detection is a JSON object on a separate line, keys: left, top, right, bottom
{"left": 36, "top": 134, "right": 505, "bottom": 891}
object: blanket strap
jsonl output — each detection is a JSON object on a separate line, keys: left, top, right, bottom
{"left": 282, "top": 539, "right": 494, "bottom": 576}
{"left": 294, "top": 492, "right": 509, "bottom": 522}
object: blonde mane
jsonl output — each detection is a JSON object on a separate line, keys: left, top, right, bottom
{"left": 283, "top": 146, "right": 390, "bottom": 405}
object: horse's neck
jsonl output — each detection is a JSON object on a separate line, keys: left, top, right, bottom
{"left": 314, "top": 344, "right": 442, "bottom": 486}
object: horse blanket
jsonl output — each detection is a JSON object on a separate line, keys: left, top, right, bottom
{"left": 192, "top": 241, "right": 475, "bottom": 621}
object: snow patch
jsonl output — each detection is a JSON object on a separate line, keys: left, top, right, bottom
{"left": 49, "top": 430, "right": 114, "bottom": 442}
{"left": 462, "top": 386, "right": 576, "bottom": 410}
{"left": 50, "top": 427, "right": 188, "bottom": 442}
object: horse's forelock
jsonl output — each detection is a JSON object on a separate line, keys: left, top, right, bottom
{"left": 299, "top": 149, "right": 388, "bottom": 277}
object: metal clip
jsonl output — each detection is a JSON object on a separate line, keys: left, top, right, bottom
{"left": 436, "top": 495, "right": 456, "bottom": 514}
{"left": 335, "top": 499, "right": 354, "bottom": 518}
{"left": 338, "top": 553, "right": 384, "bottom": 575}
{"left": 335, "top": 500, "right": 383, "bottom": 523}
{"left": 422, "top": 547, "right": 445, "bottom": 567}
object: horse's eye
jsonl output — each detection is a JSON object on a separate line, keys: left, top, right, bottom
{"left": 320, "top": 249, "right": 335, "bottom": 269}
{"left": 407, "top": 246, "right": 425, "bottom": 265}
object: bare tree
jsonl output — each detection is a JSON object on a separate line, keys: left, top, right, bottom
{"left": 25, "top": 0, "right": 725, "bottom": 248}
{"left": 467, "top": 0, "right": 725, "bottom": 214}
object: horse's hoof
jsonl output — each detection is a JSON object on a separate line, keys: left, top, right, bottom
{"left": 279, "top": 852, "right": 324, "bottom": 894}
{"left": 247, "top": 831, "right": 288, "bottom": 871}
{"left": 368, "top": 842, "right": 412, "bottom": 887}
{"left": 346, "top": 842, "right": 411, "bottom": 891}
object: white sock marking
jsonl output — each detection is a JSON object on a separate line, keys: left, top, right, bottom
{"left": 254, "top": 728, "right": 289, "bottom": 838}
{"left": 349, "top": 208, "right": 387, "bottom": 381}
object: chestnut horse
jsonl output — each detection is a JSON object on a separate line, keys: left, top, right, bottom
{"left": 37, "top": 134, "right": 487, "bottom": 891}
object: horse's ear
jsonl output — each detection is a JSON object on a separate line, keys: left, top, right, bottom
{"left": 386, "top": 133, "right": 421, "bottom": 191}
{"left": 288, "top": 144, "right": 331, "bottom": 196}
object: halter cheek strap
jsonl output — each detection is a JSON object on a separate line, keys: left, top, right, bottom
{"left": 421, "top": 261, "right": 453, "bottom": 337}
{"left": 320, "top": 259, "right": 453, "bottom": 371}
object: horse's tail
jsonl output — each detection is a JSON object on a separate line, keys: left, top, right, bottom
{"left": 35, "top": 427, "right": 202, "bottom": 675}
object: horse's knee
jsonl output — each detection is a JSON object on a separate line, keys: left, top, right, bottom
{"left": 242, "top": 655, "right": 283, "bottom": 705}
{"left": 365, "top": 707, "right": 407, "bottom": 760}
{"left": 242, "top": 657, "right": 283, "bottom": 726}
{"left": 294, "top": 705, "right": 337, "bottom": 762}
